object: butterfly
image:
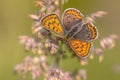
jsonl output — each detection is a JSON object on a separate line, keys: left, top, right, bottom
{"left": 40, "top": 8, "right": 98, "bottom": 59}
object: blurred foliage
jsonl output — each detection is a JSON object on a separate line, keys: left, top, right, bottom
{"left": 0, "top": 0, "right": 120, "bottom": 80}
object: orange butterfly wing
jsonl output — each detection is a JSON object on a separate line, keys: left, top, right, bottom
{"left": 68, "top": 39, "right": 92, "bottom": 58}
{"left": 87, "top": 22, "right": 98, "bottom": 40}
{"left": 41, "top": 14, "right": 64, "bottom": 35}
{"left": 62, "top": 8, "right": 83, "bottom": 31}
{"left": 73, "top": 22, "right": 98, "bottom": 41}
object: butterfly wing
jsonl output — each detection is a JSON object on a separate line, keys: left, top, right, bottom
{"left": 73, "top": 22, "right": 98, "bottom": 41}
{"left": 41, "top": 14, "right": 64, "bottom": 36}
{"left": 68, "top": 39, "right": 92, "bottom": 58}
{"left": 87, "top": 22, "right": 98, "bottom": 40}
{"left": 62, "top": 8, "right": 83, "bottom": 32}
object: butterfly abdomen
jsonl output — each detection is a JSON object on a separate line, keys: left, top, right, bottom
{"left": 65, "top": 23, "right": 82, "bottom": 39}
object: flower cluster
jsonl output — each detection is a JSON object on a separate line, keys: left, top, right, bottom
{"left": 19, "top": 35, "right": 59, "bottom": 55}
{"left": 45, "top": 67, "right": 73, "bottom": 80}
{"left": 75, "top": 69, "right": 87, "bottom": 80}
{"left": 14, "top": 55, "right": 48, "bottom": 79}
{"left": 14, "top": 55, "right": 87, "bottom": 80}
{"left": 89, "top": 34, "right": 119, "bottom": 62}
{"left": 85, "top": 10, "right": 107, "bottom": 23}
{"left": 81, "top": 34, "right": 119, "bottom": 65}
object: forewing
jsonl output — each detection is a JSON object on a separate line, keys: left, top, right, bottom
{"left": 62, "top": 8, "right": 83, "bottom": 31}
{"left": 68, "top": 39, "right": 91, "bottom": 58}
{"left": 87, "top": 22, "right": 98, "bottom": 40}
{"left": 41, "top": 14, "right": 64, "bottom": 36}
{"left": 73, "top": 22, "right": 98, "bottom": 41}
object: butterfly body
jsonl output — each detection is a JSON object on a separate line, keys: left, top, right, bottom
{"left": 65, "top": 22, "right": 83, "bottom": 40}
{"left": 41, "top": 8, "right": 98, "bottom": 59}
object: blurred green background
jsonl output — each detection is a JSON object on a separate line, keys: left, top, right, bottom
{"left": 0, "top": 0, "right": 120, "bottom": 80}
